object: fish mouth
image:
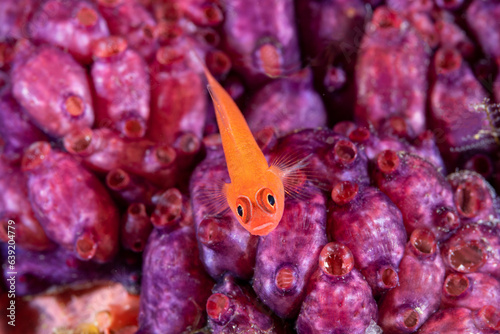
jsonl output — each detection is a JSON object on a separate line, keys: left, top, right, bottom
{"left": 251, "top": 222, "right": 275, "bottom": 235}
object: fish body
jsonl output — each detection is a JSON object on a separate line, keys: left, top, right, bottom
{"left": 200, "top": 58, "right": 293, "bottom": 236}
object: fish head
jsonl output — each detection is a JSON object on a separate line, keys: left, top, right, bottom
{"left": 227, "top": 170, "right": 285, "bottom": 236}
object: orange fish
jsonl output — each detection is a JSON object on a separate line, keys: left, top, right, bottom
{"left": 196, "top": 54, "right": 308, "bottom": 236}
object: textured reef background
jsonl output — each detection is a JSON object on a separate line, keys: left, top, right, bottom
{"left": 1, "top": 0, "right": 500, "bottom": 333}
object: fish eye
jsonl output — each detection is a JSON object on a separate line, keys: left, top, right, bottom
{"left": 267, "top": 194, "right": 275, "bottom": 206}
{"left": 256, "top": 188, "right": 277, "bottom": 214}
{"left": 235, "top": 196, "right": 252, "bottom": 224}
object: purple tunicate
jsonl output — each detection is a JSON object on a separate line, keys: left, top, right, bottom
{"left": 95, "top": 0, "right": 157, "bottom": 60}
{"left": 441, "top": 223, "right": 500, "bottom": 280}
{"left": 0, "top": 158, "right": 55, "bottom": 252}
{"left": 91, "top": 36, "right": 150, "bottom": 139}
{"left": 272, "top": 128, "right": 370, "bottom": 189}
{"left": 22, "top": 142, "right": 120, "bottom": 263}
{"left": 207, "top": 273, "right": 285, "bottom": 333}
{"left": 147, "top": 41, "right": 207, "bottom": 145}
{"left": 296, "top": 242, "right": 378, "bottom": 333}
{"left": 63, "top": 127, "right": 190, "bottom": 189}
{"left": 29, "top": 0, "right": 109, "bottom": 64}
{"left": 105, "top": 168, "right": 157, "bottom": 208}
{"left": 245, "top": 68, "right": 327, "bottom": 136}
{"left": 378, "top": 229, "right": 445, "bottom": 333}
{"left": 355, "top": 6, "right": 430, "bottom": 134}
{"left": 441, "top": 272, "right": 500, "bottom": 311}
{"left": 138, "top": 209, "right": 214, "bottom": 334}
{"left": 417, "top": 306, "right": 500, "bottom": 334}
{"left": 218, "top": 0, "right": 301, "bottom": 87}
{"left": 429, "top": 47, "right": 494, "bottom": 170}
{"left": 466, "top": 0, "right": 500, "bottom": 66}
{"left": 0, "top": 88, "right": 48, "bottom": 163}
{"left": 253, "top": 188, "right": 328, "bottom": 318}
{"left": 343, "top": 122, "right": 446, "bottom": 172}
{"left": 372, "top": 150, "right": 459, "bottom": 241}
{"left": 11, "top": 44, "right": 95, "bottom": 138}
{"left": 447, "top": 170, "right": 500, "bottom": 225}
{"left": 327, "top": 183, "right": 407, "bottom": 295}
{"left": 0, "top": 0, "right": 36, "bottom": 40}
{"left": 121, "top": 203, "right": 152, "bottom": 253}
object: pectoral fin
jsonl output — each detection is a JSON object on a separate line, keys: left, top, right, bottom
{"left": 270, "top": 150, "right": 329, "bottom": 199}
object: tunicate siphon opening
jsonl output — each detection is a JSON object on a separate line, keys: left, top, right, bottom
{"left": 156, "top": 46, "right": 184, "bottom": 66}
{"left": 319, "top": 242, "right": 354, "bottom": 277}
{"left": 158, "top": 2, "right": 181, "bottom": 21}
{"left": 478, "top": 305, "right": 500, "bottom": 330}
{"left": 275, "top": 266, "right": 297, "bottom": 291}
{"left": 128, "top": 203, "right": 145, "bottom": 217}
{"left": 123, "top": 118, "right": 145, "bottom": 139}
{"left": 155, "top": 22, "right": 182, "bottom": 44}
{"left": 197, "top": 218, "right": 225, "bottom": 247}
{"left": 435, "top": 48, "right": 462, "bottom": 74}
{"left": 444, "top": 273, "right": 469, "bottom": 297}
{"left": 402, "top": 309, "right": 419, "bottom": 329}
{"left": 449, "top": 241, "right": 486, "bottom": 272}
{"left": 21, "top": 142, "right": 51, "bottom": 171}
{"left": 436, "top": 209, "right": 459, "bottom": 231}
{"left": 159, "top": 187, "right": 183, "bottom": 207}
{"left": 64, "top": 95, "right": 85, "bottom": 117}
{"left": 455, "top": 183, "right": 481, "bottom": 218}
{"left": 465, "top": 155, "right": 493, "bottom": 178}
{"left": 203, "top": 5, "right": 223, "bottom": 25}
{"left": 151, "top": 188, "right": 183, "bottom": 228}
{"left": 76, "top": 7, "right": 99, "bottom": 27}
{"left": 372, "top": 7, "right": 402, "bottom": 30}
{"left": 256, "top": 43, "right": 282, "bottom": 78}
{"left": 155, "top": 145, "right": 176, "bottom": 166}
{"left": 377, "top": 150, "right": 400, "bottom": 173}
{"left": 132, "top": 241, "right": 143, "bottom": 252}
{"left": 76, "top": 233, "right": 97, "bottom": 261}
{"left": 334, "top": 140, "right": 357, "bottom": 164}
{"left": 410, "top": 229, "right": 436, "bottom": 255}
{"left": 349, "top": 127, "right": 370, "bottom": 142}
{"left": 206, "top": 50, "right": 232, "bottom": 77}
{"left": 203, "top": 133, "right": 222, "bottom": 147}
{"left": 381, "top": 267, "right": 398, "bottom": 289}
{"left": 388, "top": 116, "right": 408, "bottom": 137}
{"left": 177, "top": 133, "right": 201, "bottom": 154}
{"left": 331, "top": 181, "right": 359, "bottom": 205}
{"left": 333, "top": 121, "right": 356, "bottom": 136}
{"left": 94, "top": 36, "right": 127, "bottom": 58}
{"left": 206, "top": 293, "right": 231, "bottom": 323}
{"left": 199, "top": 28, "right": 220, "bottom": 47}
{"left": 106, "top": 169, "right": 130, "bottom": 190}
{"left": 123, "top": 203, "right": 149, "bottom": 252}
{"left": 63, "top": 128, "right": 93, "bottom": 155}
